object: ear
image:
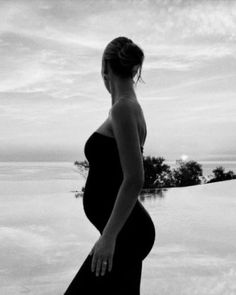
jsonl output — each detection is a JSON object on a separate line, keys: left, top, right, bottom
{"left": 103, "top": 74, "right": 109, "bottom": 83}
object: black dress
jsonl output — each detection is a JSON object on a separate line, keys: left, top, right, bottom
{"left": 64, "top": 131, "right": 156, "bottom": 295}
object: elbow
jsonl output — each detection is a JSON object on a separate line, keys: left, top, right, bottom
{"left": 123, "top": 173, "right": 144, "bottom": 190}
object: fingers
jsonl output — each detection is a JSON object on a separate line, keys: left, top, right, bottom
{"left": 91, "top": 255, "right": 113, "bottom": 276}
{"left": 108, "top": 256, "right": 113, "bottom": 272}
{"left": 95, "top": 258, "right": 102, "bottom": 277}
{"left": 91, "top": 254, "right": 97, "bottom": 273}
{"left": 101, "top": 260, "right": 107, "bottom": 276}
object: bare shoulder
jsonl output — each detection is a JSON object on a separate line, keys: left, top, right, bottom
{"left": 110, "top": 99, "right": 140, "bottom": 119}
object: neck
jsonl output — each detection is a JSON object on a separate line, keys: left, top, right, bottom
{"left": 110, "top": 77, "right": 137, "bottom": 106}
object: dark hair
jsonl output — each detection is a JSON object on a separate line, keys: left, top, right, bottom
{"left": 103, "top": 36, "right": 145, "bottom": 85}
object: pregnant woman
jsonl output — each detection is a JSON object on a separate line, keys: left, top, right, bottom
{"left": 64, "top": 36, "right": 156, "bottom": 295}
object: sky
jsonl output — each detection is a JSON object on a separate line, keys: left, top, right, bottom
{"left": 0, "top": 0, "right": 236, "bottom": 162}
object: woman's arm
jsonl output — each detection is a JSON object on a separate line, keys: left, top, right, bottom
{"left": 102, "top": 177, "right": 143, "bottom": 239}
{"left": 102, "top": 100, "right": 144, "bottom": 240}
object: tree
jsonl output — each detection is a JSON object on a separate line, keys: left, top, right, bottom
{"left": 212, "top": 166, "right": 225, "bottom": 180}
{"left": 74, "top": 156, "right": 234, "bottom": 195}
{"left": 225, "top": 170, "right": 236, "bottom": 180}
{"left": 73, "top": 160, "right": 90, "bottom": 198}
{"left": 74, "top": 160, "right": 89, "bottom": 179}
{"left": 208, "top": 166, "right": 236, "bottom": 183}
{"left": 172, "top": 160, "right": 203, "bottom": 187}
{"left": 143, "top": 156, "right": 173, "bottom": 188}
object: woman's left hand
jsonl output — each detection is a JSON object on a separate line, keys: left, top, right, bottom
{"left": 89, "top": 234, "right": 116, "bottom": 277}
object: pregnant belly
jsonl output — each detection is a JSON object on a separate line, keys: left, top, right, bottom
{"left": 82, "top": 187, "right": 119, "bottom": 230}
{"left": 82, "top": 174, "right": 122, "bottom": 227}
{"left": 83, "top": 181, "right": 156, "bottom": 260}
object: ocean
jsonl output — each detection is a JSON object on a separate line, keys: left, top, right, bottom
{"left": 1, "top": 161, "right": 236, "bottom": 182}
{"left": 0, "top": 162, "right": 236, "bottom": 294}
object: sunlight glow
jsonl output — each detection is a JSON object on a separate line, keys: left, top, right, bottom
{"left": 181, "top": 154, "right": 189, "bottom": 161}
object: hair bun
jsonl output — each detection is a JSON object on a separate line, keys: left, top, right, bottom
{"left": 118, "top": 42, "right": 142, "bottom": 67}
{"left": 103, "top": 36, "right": 144, "bottom": 83}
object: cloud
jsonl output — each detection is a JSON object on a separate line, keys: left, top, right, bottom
{"left": 1, "top": 0, "right": 235, "bottom": 95}
{"left": 145, "top": 44, "right": 235, "bottom": 66}
{"left": 0, "top": 0, "right": 235, "bottom": 161}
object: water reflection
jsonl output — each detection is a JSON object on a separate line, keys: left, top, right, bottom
{"left": 139, "top": 188, "right": 168, "bottom": 201}
{"left": 72, "top": 188, "right": 168, "bottom": 201}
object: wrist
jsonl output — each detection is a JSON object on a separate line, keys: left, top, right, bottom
{"left": 102, "top": 230, "right": 117, "bottom": 241}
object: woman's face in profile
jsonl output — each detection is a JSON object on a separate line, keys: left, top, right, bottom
{"left": 101, "top": 56, "right": 111, "bottom": 94}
